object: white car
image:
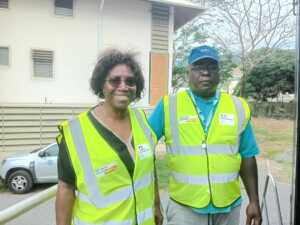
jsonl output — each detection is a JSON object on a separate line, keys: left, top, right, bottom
{"left": 0, "top": 143, "right": 58, "bottom": 194}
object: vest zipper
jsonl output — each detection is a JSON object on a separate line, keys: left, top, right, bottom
{"left": 130, "top": 176, "right": 139, "bottom": 225}
{"left": 202, "top": 134, "right": 213, "bottom": 204}
{"left": 186, "top": 91, "right": 215, "bottom": 205}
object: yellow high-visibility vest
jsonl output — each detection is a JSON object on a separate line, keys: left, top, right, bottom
{"left": 60, "top": 108, "right": 157, "bottom": 225}
{"left": 163, "top": 91, "right": 250, "bottom": 208}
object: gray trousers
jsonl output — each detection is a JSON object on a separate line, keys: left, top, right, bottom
{"left": 165, "top": 198, "right": 241, "bottom": 225}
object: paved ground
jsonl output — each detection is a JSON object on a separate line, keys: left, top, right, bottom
{"left": 0, "top": 180, "right": 291, "bottom": 224}
{"left": 0, "top": 192, "right": 291, "bottom": 225}
{"left": 0, "top": 184, "right": 55, "bottom": 225}
{"left": 0, "top": 159, "right": 292, "bottom": 225}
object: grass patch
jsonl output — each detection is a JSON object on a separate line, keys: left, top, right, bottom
{"left": 279, "top": 162, "right": 293, "bottom": 183}
{"left": 0, "top": 181, "right": 6, "bottom": 192}
{"left": 262, "top": 148, "right": 279, "bottom": 159}
{"left": 253, "top": 118, "right": 293, "bottom": 155}
{"left": 252, "top": 117, "right": 294, "bottom": 182}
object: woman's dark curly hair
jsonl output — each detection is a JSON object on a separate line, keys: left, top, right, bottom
{"left": 90, "top": 49, "right": 144, "bottom": 100}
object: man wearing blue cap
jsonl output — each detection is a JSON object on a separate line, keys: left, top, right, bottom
{"left": 148, "top": 45, "right": 262, "bottom": 225}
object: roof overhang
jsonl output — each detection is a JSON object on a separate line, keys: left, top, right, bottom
{"left": 145, "top": 0, "right": 205, "bottom": 30}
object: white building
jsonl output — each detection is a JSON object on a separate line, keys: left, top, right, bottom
{"left": 0, "top": 0, "right": 204, "bottom": 106}
{"left": 0, "top": 0, "right": 204, "bottom": 151}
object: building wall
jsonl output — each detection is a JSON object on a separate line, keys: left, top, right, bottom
{"left": 0, "top": 103, "right": 90, "bottom": 152}
{"left": 101, "top": 0, "right": 152, "bottom": 106}
{"left": 0, "top": 0, "right": 152, "bottom": 106}
{"left": 149, "top": 52, "right": 169, "bottom": 105}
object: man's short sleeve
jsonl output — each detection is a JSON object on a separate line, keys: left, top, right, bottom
{"left": 57, "top": 136, "right": 76, "bottom": 187}
{"left": 148, "top": 98, "right": 165, "bottom": 140}
{"left": 239, "top": 121, "right": 260, "bottom": 158}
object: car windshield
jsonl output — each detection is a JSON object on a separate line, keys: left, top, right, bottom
{"left": 30, "top": 148, "right": 40, "bottom": 153}
{"left": 45, "top": 144, "right": 59, "bottom": 156}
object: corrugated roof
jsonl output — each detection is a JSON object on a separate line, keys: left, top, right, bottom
{"left": 144, "top": 0, "right": 204, "bottom": 30}
{"left": 146, "top": 0, "right": 203, "bottom": 10}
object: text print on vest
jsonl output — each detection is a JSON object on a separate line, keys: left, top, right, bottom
{"left": 219, "top": 113, "right": 235, "bottom": 126}
{"left": 95, "top": 162, "right": 118, "bottom": 177}
{"left": 179, "top": 115, "right": 198, "bottom": 124}
{"left": 137, "top": 144, "right": 152, "bottom": 160}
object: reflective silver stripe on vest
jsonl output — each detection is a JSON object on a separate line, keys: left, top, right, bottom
{"left": 70, "top": 119, "right": 113, "bottom": 208}
{"left": 208, "top": 144, "right": 238, "bottom": 154}
{"left": 169, "top": 95, "right": 180, "bottom": 154}
{"left": 75, "top": 187, "right": 131, "bottom": 207}
{"left": 73, "top": 217, "right": 132, "bottom": 225}
{"left": 172, "top": 172, "right": 239, "bottom": 185}
{"left": 168, "top": 144, "right": 239, "bottom": 155}
{"left": 137, "top": 207, "right": 154, "bottom": 224}
{"left": 132, "top": 109, "right": 155, "bottom": 149}
{"left": 231, "top": 96, "right": 246, "bottom": 134}
{"left": 134, "top": 172, "right": 154, "bottom": 190}
{"left": 76, "top": 173, "right": 154, "bottom": 206}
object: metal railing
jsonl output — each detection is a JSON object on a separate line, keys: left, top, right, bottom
{"left": 260, "top": 173, "right": 284, "bottom": 225}
{"left": 293, "top": 0, "right": 299, "bottom": 15}
{"left": 0, "top": 184, "right": 57, "bottom": 225}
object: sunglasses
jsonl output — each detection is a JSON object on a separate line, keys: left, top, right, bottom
{"left": 191, "top": 64, "right": 219, "bottom": 73}
{"left": 106, "top": 76, "right": 137, "bottom": 87}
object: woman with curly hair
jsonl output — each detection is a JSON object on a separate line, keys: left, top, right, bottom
{"left": 55, "top": 49, "right": 163, "bottom": 225}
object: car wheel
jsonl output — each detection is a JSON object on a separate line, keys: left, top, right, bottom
{"left": 7, "top": 170, "right": 33, "bottom": 194}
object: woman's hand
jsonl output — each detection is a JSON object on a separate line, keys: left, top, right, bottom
{"left": 154, "top": 204, "right": 164, "bottom": 225}
{"left": 56, "top": 181, "right": 75, "bottom": 225}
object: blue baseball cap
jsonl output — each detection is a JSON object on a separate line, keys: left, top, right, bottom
{"left": 188, "top": 45, "right": 219, "bottom": 65}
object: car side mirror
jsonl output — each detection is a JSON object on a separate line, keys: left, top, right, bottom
{"left": 38, "top": 151, "right": 46, "bottom": 157}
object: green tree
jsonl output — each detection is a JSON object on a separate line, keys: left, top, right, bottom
{"left": 193, "top": 0, "right": 295, "bottom": 96}
{"left": 244, "top": 48, "right": 295, "bottom": 101}
{"left": 218, "top": 49, "right": 238, "bottom": 86}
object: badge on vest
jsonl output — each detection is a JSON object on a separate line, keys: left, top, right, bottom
{"left": 95, "top": 162, "right": 118, "bottom": 177}
{"left": 179, "top": 115, "right": 198, "bottom": 124}
{"left": 219, "top": 113, "right": 235, "bottom": 126}
{"left": 137, "top": 144, "right": 152, "bottom": 160}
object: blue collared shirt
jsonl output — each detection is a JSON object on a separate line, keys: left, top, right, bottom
{"left": 148, "top": 89, "right": 260, "bottom": 214}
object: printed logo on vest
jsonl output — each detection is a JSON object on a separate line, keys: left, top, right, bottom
{"left": 219, "top": 113, "right": 235, "bottom": 126}
{"left": 179, "top": 115, "right": 198, "bottom": 124}
{"left": 137, "top": 144, "right": 152, "bottom": 160}
{"left": 95, "top": 162, "right": 118, "bottom": 177}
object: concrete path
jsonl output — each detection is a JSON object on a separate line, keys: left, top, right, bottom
{"left": 0, "top": 184, "right": 55, "bottom": 225}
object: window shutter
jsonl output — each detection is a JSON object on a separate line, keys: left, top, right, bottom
{"left": 151, "top": 3, "right": 169, "bottom": 52}
{"left": 0, "top": 47, "right": 9, "bottom": 65}
{"left": 32, "top": 50, "right": 54, "bottom": 78}
{"left": 0, "top": 0, "right": 8, "bottom": 8}
{"left": 55, "top": 0, "right": 73, "bottom": 16}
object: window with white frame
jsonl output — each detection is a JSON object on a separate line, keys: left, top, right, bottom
{"left": 0, "top": 0, "right": 8, "bottom": 8}
{"left": 55, "top": 0, "right": 73, "bottom": 16}
{"left": 32, "top": 50, "right": 54, "bottom": 78}
{"left": 0, "top": 47, "right": 9, "bottom": 65}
